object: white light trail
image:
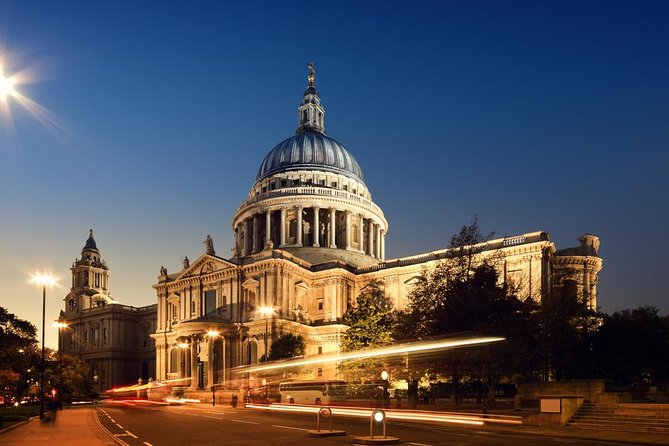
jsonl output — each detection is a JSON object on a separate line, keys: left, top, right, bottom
{"left": 236, "top": 336, "right": 505, "bottom": 374}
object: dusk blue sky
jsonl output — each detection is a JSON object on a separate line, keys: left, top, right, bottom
{"left": 1, "top": 1, "right": 667, "bottom": 349}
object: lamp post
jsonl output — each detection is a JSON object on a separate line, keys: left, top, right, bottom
{"left": 381, "top": 370, "right": 389, "bottom": 409}
{"left": 32, "top": 273, "right": 56, "bottom": 420}
{"left": 257, "top": 306, "right": 274, "bottom": 363}
{"left": 54, "top": 321, "right": 68, "bottom": 408}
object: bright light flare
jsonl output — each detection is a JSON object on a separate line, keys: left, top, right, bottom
{"left": 31, "top": 273, "right": 57, "bottom": 287}
{"left": 258, "top": 306, "right": 275, "bottom": 317}
{"left": 53, "top": 321, "right": 68, "bottom": 329}
{"left": 237, "top": 336, "right": 505, "bottom": 373}
{"left": 206, "top": 330, "right": 220, "bottom": 338}
{"left": 0, "top": 71, "right": 16, "bottom": 100}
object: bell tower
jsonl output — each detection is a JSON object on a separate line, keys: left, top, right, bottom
{"left": 65, "top": 229, "right": 112, "bottom": 312}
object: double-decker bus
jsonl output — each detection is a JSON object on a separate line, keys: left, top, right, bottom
{"left": 278, "top": 380, "right": 346, "bottom": 405}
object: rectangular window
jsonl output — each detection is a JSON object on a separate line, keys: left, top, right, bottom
{"left": 331, "top": 182, "right": 337, "bottom": 187}
{"left": 318, "top": 346, "right": 323, "bottom": 355}
{"left": 317, "top": 300, "right": 323, "bottom": 310}
{"left": 317, "top": 367, "right": 323, "bottom": 377}
{"left": 103, "top": 327, "right": 108, "bottom": 342}
{"left": 205, "top": 290, "right": 217, "bottom": 315}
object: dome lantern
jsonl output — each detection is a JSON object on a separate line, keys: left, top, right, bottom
{"left": 296, "top": 62, "right": 325, "bottom": 135}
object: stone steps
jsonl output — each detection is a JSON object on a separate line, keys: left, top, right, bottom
{"left": 567, "top": 402, "right": 669, "bottom": 433}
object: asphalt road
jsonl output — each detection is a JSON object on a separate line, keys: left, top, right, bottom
{"left": 95, "top": 402, "right": 632, "bottom": 446}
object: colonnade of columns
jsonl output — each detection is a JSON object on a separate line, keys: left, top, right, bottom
{"left": 170, "top": 334, "right": 229, "bottom": 390}
{"left": 235, "top": 207, "right": 385, "bottom": 260}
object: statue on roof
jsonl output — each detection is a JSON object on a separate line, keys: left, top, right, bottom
{"left": 182, "top": 256, "right": 190, "bottom": 269}
{"left": 160, "top": 266, "right": 167, "bottom": 276}
{"left": 204, "top": 235, "right": 215, "bottom": 255}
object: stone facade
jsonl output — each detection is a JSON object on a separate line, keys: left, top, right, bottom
{"left": 151, "top": 66, "right": 603, "bottom": 391}
{"left": 58, "top": 230, "right": 156, "bottom": 394}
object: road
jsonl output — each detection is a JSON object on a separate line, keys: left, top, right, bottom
{"left": 95, "top": 401, "right": 633, "bottom": 446}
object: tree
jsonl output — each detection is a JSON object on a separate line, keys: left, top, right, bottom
{"left": 395, "top": 218, "right": 539, "bottom": 406}
{"left": 0, "top": 306, "right": 39, "bottom": 400}
{"left": 591, "top": 306, "right": 669, "bottom": 386}
{"left": 341, "top": 280, "right": 394, "bottom": 351}
{"left": 269, "top": 333, "right": 306, "bottom": 360}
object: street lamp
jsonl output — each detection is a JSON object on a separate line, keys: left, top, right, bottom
{"left": 31, "top": 273, "right": 57, "bottom": 420}
{"left": 381, "top": 370, "right": 389, "bottom": 409}
{"left": 257, "top": 306, "right": 274, "bottom": 363}
{"left": 54, "top": 321, "right": 68, "bottom": 408}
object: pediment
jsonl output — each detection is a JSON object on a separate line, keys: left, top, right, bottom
{"left": 174, "top": 254, "right": 236, "bottom": 280}
{"left": 242, "top": 278, "right": 260, "bottom": 289}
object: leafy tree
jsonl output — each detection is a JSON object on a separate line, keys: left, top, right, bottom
{"left": 341, "top": 280, "right": 394, "bottom": 351}
{"left": 395, "top": 218, "right": 539, "bottom": 405}
{"left": 536, "top": 280, "right": 600, "bottom": 380}
{"left": 591, "top": 306, "right": 669, "bottom": 385}
{"left": 0, "top": 306, "right": 39, "bottom": 400}
{"left": 269, "top": 333, "right": 306, "bottom": 360}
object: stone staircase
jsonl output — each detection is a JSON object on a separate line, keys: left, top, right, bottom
{"left": 567, "top": 402, "right": 669, "bottom": 433}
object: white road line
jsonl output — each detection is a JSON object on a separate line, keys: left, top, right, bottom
{"left": 410, "top": 443, "right": 433, "bottom": 446}
{"left": 203, "top": 415, "right": 222, "bottom": 419}
{"left": 203, "top": 410, "right": 224, "bottom": 414}
{"left": 181, "top": 412, "right": 200, "bottom": 417}
{"left": 115, "top": 423, "right": 124, "bottom": 429}
{"left": 271, "top": 424, "right": 309, "bottom": 432}
{"left": 230, "top": 419, "right": 260, "bottom": 425}
{"left": 143, "top": 443, "right": 154, "bottom": 446}
{"left": 125, "top": 430, "right": 138, "bottom": 439}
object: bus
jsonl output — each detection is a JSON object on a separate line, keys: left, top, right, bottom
{"left": 278, "top": 380, "right": 346, "bottom": 405}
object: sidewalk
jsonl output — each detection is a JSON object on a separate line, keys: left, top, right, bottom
{"left": 0, "top": 406, "right": 114, "bottom": 446}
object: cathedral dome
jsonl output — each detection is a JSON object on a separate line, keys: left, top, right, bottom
{"left": 255, "top": 131, "right": 365, "bottom": 183}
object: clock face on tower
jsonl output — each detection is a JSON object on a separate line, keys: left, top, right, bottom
{"left": 67, "top": 298, "right": 77, "bottom": 311}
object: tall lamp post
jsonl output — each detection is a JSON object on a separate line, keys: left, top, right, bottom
{"left": 381, "top": 370, "right": 389, "bottom": 409}
{"left": 257, "top": 306, "right": 274, "bottom": 363}
{"left": 32, "top": 273, "right": 57, "bottom": 420}
{"left": 54, "top": 321, "right": 68, "bottom": 406}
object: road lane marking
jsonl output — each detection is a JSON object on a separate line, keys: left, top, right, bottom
{"left": 203, "top": 415, "right": 222, "bottom": 419}
{"left": 125, "top": 430, "right": 138, "bottom": 439}
{"left": 143, "top": 443, "right": 153, "bottom": 446}
{"left": 204, "top": 410, "right": 224, "bottom": 414}
{"left": 115, "top": 423, "right": 124, "bottom": 429}
{"left": 231, "top": 419, "right": 260, "bottom": 424}
{"left": 272, "top": 425, "right": 309, "bottom": 432}
{"left": 410, "top": 443, "right": 433, "bottom": 446}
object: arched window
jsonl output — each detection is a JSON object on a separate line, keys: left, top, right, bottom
{"left": 169, "top": 348, "right": 178, "bottom": 374}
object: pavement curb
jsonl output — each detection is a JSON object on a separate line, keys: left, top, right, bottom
{"left": 0, "top": 416, "right": 39, "bottom": 435}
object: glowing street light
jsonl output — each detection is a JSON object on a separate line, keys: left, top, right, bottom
{"left": 257, "top": 306, "right": 274, "bottom": 363}
{"left": 31, "top": 273, "right": 57, "bottom": 420}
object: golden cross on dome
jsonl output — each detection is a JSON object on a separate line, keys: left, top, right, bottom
{"left": 307, "top": 62, "right": 315, "bottom": 87}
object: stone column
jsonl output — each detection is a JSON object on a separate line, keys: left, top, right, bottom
{"left": 190, "top": 335, "right": 199, "bottom": 390}
{"left": 207, "top": 337, "right": 215, "bottom": 389}
{"left": 265, "top": 210, "right": 271, "bottom": 247}
{"left": 358, "top": 214, "right": 364, "bottom": 252}
{"left": 280, "top": 207, "right": 286, "bottom": 246}
{"left": 368, "top": 220, "right": 374, "bottom": 257}
{"left": 221, "top": 337, "right": 226, "bottom": 388}
{"left": 296, "top": 206, "right": 303, "bottom": 247}
{"left": 313, "top": 206, "right": 320, "bottom": 247}
{"left": 345, "top": 211, "right": 351, "bottom": 250}
{"left": 376, "top": 225, "right": 382, "bottom": 258}
{"left": 329, "top": 208, "right": 336, "bottom": 248}
{"left": 380, "top": 230, "right": 386, "bottom": 261}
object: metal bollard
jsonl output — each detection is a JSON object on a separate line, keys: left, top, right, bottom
{"left": 316, "top": 407, "right": 332, "bottom": 432}
{"left": 370, "top": 408, "right": 387, "bottom": 439}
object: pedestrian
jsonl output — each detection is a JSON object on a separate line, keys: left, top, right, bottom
{"left": 47, "top": 398, "right": 59, "bottom": 425}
